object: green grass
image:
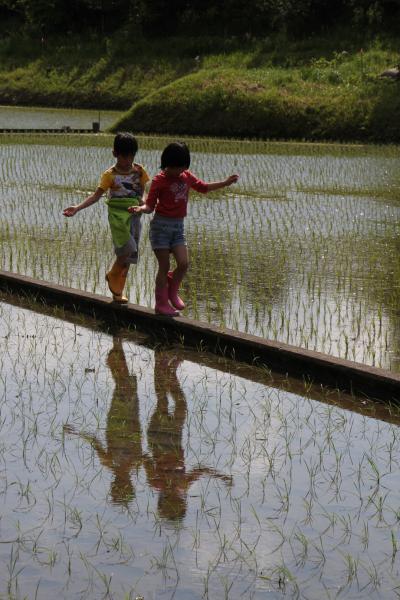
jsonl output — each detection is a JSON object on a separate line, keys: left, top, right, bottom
{"left": 1, "top": 32, "right": 400, "bottom": 141}
{"left": 0, "top": 33, "right": 212, "bottom": 109}
{"left": 113, "top": 50, "right": 400, "bottom": 142}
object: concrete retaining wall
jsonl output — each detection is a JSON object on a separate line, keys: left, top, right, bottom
{"left": 1, "top": 270, "right": 399, "bottom": 402}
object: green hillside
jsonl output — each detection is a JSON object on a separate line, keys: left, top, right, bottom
{"left": 0, "top": 26, "right": 399, "bottom": 141}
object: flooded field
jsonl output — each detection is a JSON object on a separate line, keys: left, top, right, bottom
{"left": 0, "top": 105, "right": 122, "bottom": 130}
{"left": 1, "top": 296, "right": 400, "bottom": 599}
{"left": 2, "top": 123, "right": 400, "bottom": 597}
{"left": 1, "top": 132, "right": 400, "bottom": 370}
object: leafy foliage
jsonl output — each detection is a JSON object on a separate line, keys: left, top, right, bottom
{"left": 1, "top": 0, "right": 400, "bottom": 36}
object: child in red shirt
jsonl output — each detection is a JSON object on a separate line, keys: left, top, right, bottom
{"left": 131, "top": 142, "right": 238, "bottom": 316}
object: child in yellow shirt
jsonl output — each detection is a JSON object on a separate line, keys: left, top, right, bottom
{"left": 63, "top": 132, "right": 149, "bottom": 303}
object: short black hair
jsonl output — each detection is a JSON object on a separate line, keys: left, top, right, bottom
{"left": 113, "top": 132, "right": 138, "bottom": 156}
{"left": 160, "top": 142, "right": 191, "bottom": 169}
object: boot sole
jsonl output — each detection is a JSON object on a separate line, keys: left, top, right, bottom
{"left": 155, "top": 309, "right": 179, "bottom": 316}
{"left": 112, "top": 296, "right": 128, "bottom": 304}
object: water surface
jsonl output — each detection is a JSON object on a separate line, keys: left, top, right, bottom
{"left": 0, "top": 105, "right": 122, "bottom": 130}
{"left": 1, "top": 297, "right": 400, "bottom": 599}
{"left": 1, "top": 133, "right": 399, "bottom": 370}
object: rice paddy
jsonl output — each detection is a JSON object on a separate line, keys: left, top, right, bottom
{"left": 1, "top": 297, "right": 400, "bottom": 599}
{"left": 1, "top": 122, "right": 400, "bottom": 370}
{"left": 2, "top": 108, "right": 400, "bottom": 598}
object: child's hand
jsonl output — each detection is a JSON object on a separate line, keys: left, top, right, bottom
{"left": 63, "top": 206, "right": 79, "bottom": 217}
{"left": 128, "top": 205, "right": 146, "bottom": 213}
{"left": 225, "top": 174, "right": 239, "bottom": 186}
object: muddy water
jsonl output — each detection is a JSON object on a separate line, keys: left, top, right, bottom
{"left": 1, "top": 298, "right": 400, "bottom": 599}
{"left": 0, "top": 105, "right": 122, "bottom": 130}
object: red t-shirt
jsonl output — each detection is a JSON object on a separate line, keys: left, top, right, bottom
{"left": 146, "top": 170, "right": 208, "bottom": 218}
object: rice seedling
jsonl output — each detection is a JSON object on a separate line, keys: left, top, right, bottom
{"left": 1, "top": 126, "right": 400, "bottom": 371}
{"left": 0, "top": 297, "right": 399, "bottom": 598}
{"left": 1, "top": 118, "right": 400, "bottom": 597}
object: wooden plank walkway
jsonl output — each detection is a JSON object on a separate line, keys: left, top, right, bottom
{"left": 1, "top": 269, "right": 399, "bottom": 402}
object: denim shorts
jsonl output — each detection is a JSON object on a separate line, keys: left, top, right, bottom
{"left": 149, "top": 214, "right": 186, "bottom": 250}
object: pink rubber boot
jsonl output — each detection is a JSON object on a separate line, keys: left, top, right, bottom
{"left": 155, "top": 285, "right": 179, "bottom": 316}
{"left": 167, "top": 271, "right": 185, "bottom": 310}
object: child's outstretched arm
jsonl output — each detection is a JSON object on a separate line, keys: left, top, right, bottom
{"left": 63, "top": 187, "right": 104, "bottom": 217}
{"left": 206, "top": 174, "right": 239, "bottom": 192}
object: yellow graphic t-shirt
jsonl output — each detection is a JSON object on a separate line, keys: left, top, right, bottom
{"left": 99, "top": 163, "right": 150, "bottom": 199}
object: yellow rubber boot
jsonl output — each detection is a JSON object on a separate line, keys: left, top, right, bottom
{"left": 106, "top": 262, "right": 128, "bottom": 303}
{"left": 118, "top": 266, "right": 129, "bottom": 303}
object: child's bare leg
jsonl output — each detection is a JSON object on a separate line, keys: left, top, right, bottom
{"left": 116, "top": 255, "right": 130, "bottom": 270}
{"left": 154, "top": 249, "right": 171, "bottom": 288}
{"left": 171, "top": 245, "right": 189, "bottom": 282}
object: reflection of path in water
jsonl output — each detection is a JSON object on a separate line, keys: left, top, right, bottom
{"left": 65, "top": 339, "right": 231, "bottom": 517}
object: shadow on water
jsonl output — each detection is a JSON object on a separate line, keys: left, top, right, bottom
{"left": 65, "top": 337, "right": 231, "bottom": 518}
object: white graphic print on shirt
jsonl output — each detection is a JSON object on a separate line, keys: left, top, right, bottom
{"left": 112, "top": 172, "right": 143, "bottom": 198}
{"left": 170, "top": 182, "right": 188, "bottom": 203}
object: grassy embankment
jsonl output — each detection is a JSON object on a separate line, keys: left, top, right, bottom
{"left": 1, "top": 33, "right": 400, "bottom": 141}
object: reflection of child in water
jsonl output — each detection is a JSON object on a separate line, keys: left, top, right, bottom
{"left": 144, "top": 350, "right": 232, "bottom": 521}
{"left": 64, "top": 337, "right": 142, "bottom": 505}
{"left": 64, "top": 340, "right": 231, "bottom": 517}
